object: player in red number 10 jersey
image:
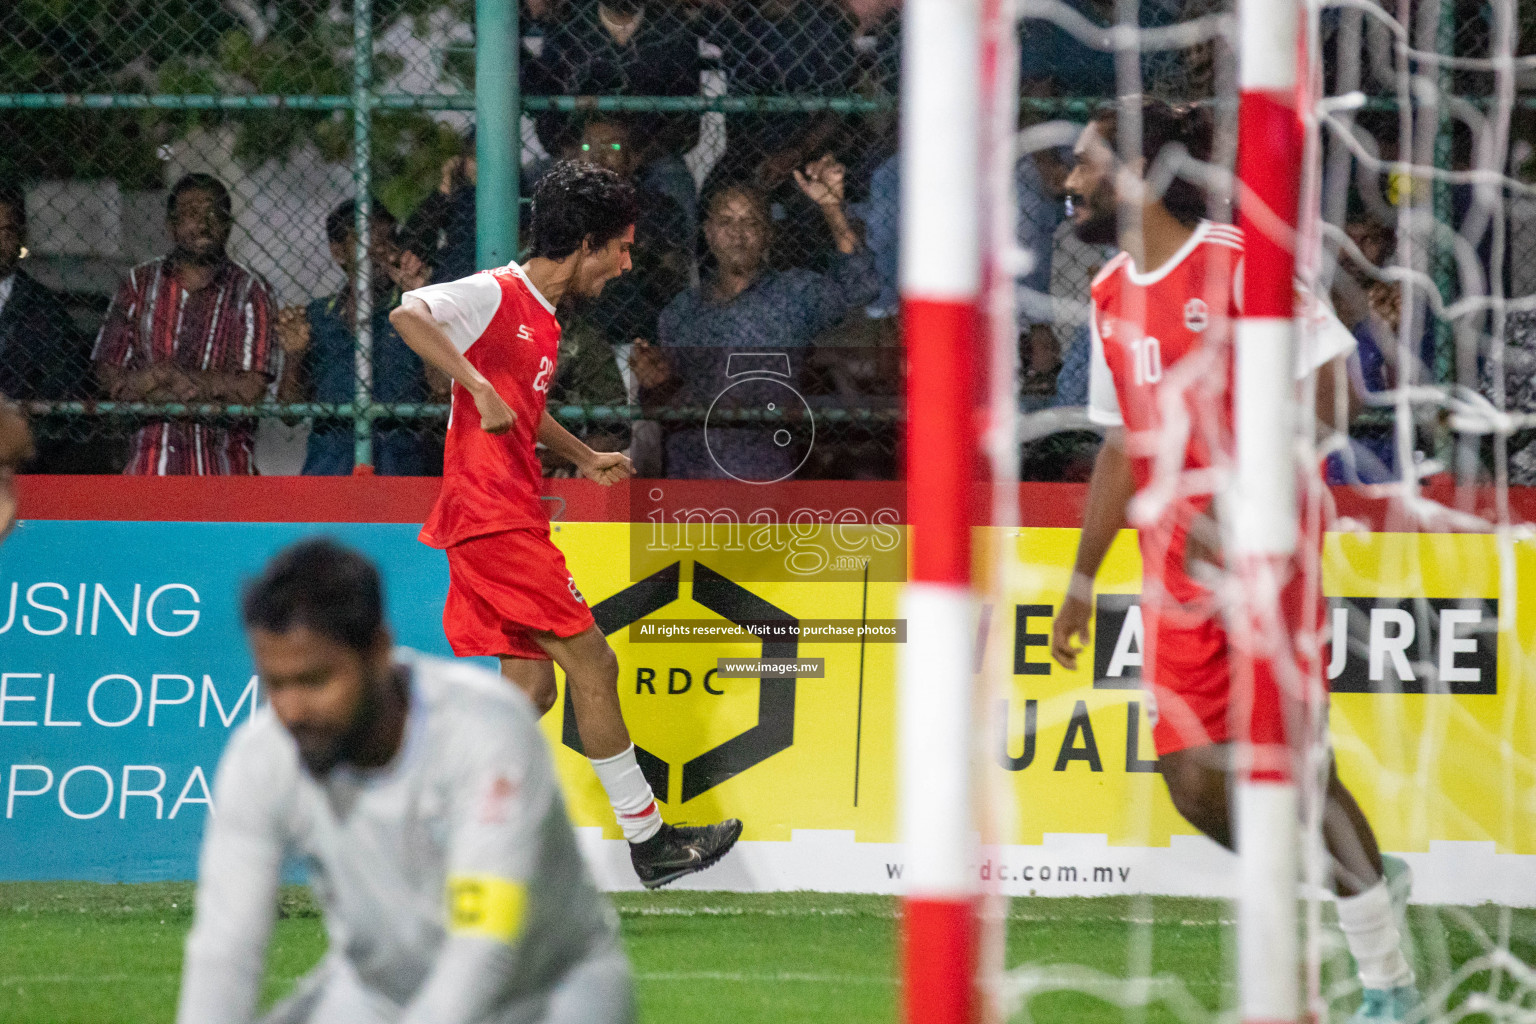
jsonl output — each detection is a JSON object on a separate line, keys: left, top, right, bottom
{"left": 391, "top": 162, "right": 741, "bottom": 889}
{"left": 1047, "top": 101, "right": 1418, "bottom": 1020}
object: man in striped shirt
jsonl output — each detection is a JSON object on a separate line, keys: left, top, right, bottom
{"left": 93, "top": 174, "right": 277, "bottom": 475}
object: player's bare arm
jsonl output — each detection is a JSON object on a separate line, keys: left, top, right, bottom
{"left": 1051, "top": 427, "right": 1134, "bottom": 671}
{"left": 391, "top": 297, "right": 517, "bottom": 434}
{"left": 1314, "top": 354, "right": 1360, "bottom": 435}
{"left": 536, "top": 411, "right": 634, "bottom": 485}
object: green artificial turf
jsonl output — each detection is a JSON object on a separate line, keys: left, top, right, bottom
{"left": 0, "top": 883, "right": 1531, "bottom": 1023}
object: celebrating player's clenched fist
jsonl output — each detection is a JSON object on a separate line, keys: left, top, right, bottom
{"left": 581, "top": 450, "right": 634, "bottom": 486}
{"left": 469, "top": 380, "right": 517, "bottom": 434}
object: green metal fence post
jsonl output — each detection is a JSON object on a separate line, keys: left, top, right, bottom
{"left": 477, "top": 0, "right": 519, "bottom": 269}
{"left": 1433, "top": 0, "right": 1465, "bottom": 482}
{"left": 353, "top": 0, "right": 376, "bottom": 471}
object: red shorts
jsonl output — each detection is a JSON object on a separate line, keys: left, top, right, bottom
{"left": 1141, "top": 565, "right": 1327, "bottom": 757}
{"left": 1143, "top": 602, "right": 1232, "bottom": 756}
{"left": 443, "top": 526, "right": 597, "bottom": 660}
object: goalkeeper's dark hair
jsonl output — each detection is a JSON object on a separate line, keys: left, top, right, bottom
{"left": 1090, "top": 98, "right": 1215, "bottom": 227}
{"left": 242, "top": 539, "right": 385, "bottom": 655}
{"left": 528, "top": 160, "right": 639, "bottom": 260}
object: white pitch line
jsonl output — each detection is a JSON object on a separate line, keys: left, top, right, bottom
{"left": 637, "top": 971, "right": 894, "bottom": 985}
{"left": 619, "top": 905, "right": 858, "bottom": 917}
{"left": 619, "top": 905, "right": 1234, "bottom": 927}
{"left": 1, "top": 970, "right": 898, "bottom": 989}
{"left": 1, "top": 973, "right": 172, "bottom": 986}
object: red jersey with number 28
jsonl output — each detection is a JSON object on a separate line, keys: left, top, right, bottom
{"left": 404, "top": 263, "right": 561, "bottom": 548}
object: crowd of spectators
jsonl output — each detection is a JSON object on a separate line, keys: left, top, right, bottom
{"left": 2, "top": 0, "right": 918, "bottom": 481}
{"left": 6, "top": 0, "right": 1501, "bottom": 486}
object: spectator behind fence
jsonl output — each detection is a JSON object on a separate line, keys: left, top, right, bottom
{"left": 0, "top": 186, "right": 102, "bottom": 473}
{"left": 1487, "top": 309, "right": 1536, "bottom": 486}
{"left": 636, "top": 157, "right": 879, "bottom": 479}
{"left": 93, "top": 174, "right": 277, "bottom": 475}
{"left": 531, "top": 0, "right": 702, "bottom": 203}
{"left": 402, "top": 129, "right": 481, "bottom": 286}
{"left": 276, "top": 200, "right": 440, "bottom": 476}
{"left": 1322, "top": 215, "right": 1433, "bottom": 485}
{"left": 842, "top": 0, "right": 900, "bottom": 185}
{"left": 707, "top": 0, "right": 859, "bottom": 271}
{"left": 547, "top": 117, "right": 692, "bottom": 461}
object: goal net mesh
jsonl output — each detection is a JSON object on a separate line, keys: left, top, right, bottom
{"left": 978, "top": 0, "right": 1536, "bottom": 1020}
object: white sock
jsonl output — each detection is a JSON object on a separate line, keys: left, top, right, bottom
{"left": 590, "top": 745, "right": 662, "bottom": 843}
{"left": 1337, "top": 880, "right": 1414, "bottom": 990}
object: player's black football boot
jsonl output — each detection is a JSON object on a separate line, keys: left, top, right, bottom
{"left": 630, "top": 820, "right": 744, "bottom": 890}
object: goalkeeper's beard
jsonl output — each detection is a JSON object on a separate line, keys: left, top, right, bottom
{"left": 294, "top": 668, "right": 391, "bottom": 777}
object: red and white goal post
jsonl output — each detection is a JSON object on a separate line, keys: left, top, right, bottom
{"left": 898, "top": 0, "right": 1312, "bottom": 1020}
{"left": 1232, "top": 0, "right": 1310, "bottom": 1021}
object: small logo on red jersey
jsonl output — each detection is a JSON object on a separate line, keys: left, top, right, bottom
{"left": 477, "top": 773, "right": 521, "bottom": 824}
{"left": 1100, "top": 316, "right": 1114, "bottom": 339}
{"left": 567, "top": 576, "right": 585, "bottom": 604}
{"left": 1184, "top": 298, "right": 1210, "bottom": 333}
{"left": 517, "top": 324, "right": 535, "bottom": 342}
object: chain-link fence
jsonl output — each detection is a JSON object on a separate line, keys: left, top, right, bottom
{"left": 1012, "top": 0, "right": 1233, "bottom": 481}
{"left": 8, "top": 1, "right": 1522, "bottom": 480}
{"left": 1013, "top": 0, "right": 1536, "bottom": 485}
{"left": 1304, "top": 0, "right": 1536, "bottom": 486}
{"left": 2, "top": 0, "right": 475, "bottom": 476}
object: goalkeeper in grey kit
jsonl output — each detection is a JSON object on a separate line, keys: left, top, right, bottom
{"left": 176, "top": 540, "right": 633, "bottom": 1024}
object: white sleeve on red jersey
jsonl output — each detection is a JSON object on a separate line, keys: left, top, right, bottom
{"left": 403, "top": 274, "right": 503, "bottom": 354}
{"left": 1297, "top": 288, "right": 1357, "bottom": 374}
{"left": 1231, "top": 257, "right": 1358, "bottom": 378}
{"left": 1085, "top": 307, "right": 1124, "bottom": 427}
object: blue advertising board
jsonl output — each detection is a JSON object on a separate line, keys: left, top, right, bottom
{"left": 0, "top": 520, "right": 456, "bottom": 881}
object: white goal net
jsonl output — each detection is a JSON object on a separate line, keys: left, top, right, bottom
{"left": 972, "top": 0, "right": 1536, "bottom": 1021}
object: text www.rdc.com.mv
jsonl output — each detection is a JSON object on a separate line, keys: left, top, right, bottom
{"left": 882, "top": 862, "right": 1132, "bottom": 885}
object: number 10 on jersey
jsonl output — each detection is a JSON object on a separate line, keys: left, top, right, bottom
{"left": 1130, "top": 336, "right": 1163, "bottom": 385}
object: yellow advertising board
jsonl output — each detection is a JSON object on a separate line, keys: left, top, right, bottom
{"left": 543, "top": 523, "right": 1536, "bottom": 902}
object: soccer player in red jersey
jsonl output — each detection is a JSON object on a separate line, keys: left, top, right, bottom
{"left": 391, "top": 161, "right": 741, "bottom": 889}
{"left": 1048, "top": 101, "right": 1417, "bottom": 1020}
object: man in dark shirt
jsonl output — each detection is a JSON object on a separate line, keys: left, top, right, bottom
{"left": 530, "top": 0, "right": 702, "bottom": 170}
{"left": 637, "top": 157, "right": 879, "bottom": 480}
{"left": 0, "top": 188, "right": 88, "bottom": 404}
{"left": 276, "top": 200, "right": 437, "bottom": 476}
{"left": 401, "top": 129, "right": 482, "bottom": 287}
{"left": 0, "top": 186, "right": 102, "bottom": 472}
